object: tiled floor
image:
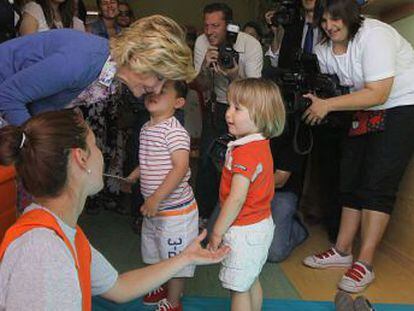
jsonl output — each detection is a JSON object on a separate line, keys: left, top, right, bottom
{"left": 79, "top": 209, "right": 414, "bottom": 306}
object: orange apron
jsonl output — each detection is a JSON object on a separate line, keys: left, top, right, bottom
{"left": 0, "top": 209, "right": 92, "bottom": 311}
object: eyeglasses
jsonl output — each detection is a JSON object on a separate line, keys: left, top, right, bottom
{"left": 118, "top": 10, "right": 131, "bottom": 17}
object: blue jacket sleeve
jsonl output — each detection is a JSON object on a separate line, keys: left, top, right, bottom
{"left": 0, "top": 53, "right": 78, "bottom": 125}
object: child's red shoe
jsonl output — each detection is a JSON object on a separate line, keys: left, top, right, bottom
{"left": 156, "top": 299, "right": 183, "bottom": 311}
{"left": 143, "top": 286, "right": 167, "bottom": 305}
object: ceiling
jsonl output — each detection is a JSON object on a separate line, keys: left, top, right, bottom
{"left": 362, "top": 0, "right": 414, "bottom": 16}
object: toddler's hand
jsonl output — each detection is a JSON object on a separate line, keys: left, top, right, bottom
{"left": 140, "top": 196, "right": 160, "bottom": 217}
{"left": 207, "top": 232, "right": 223, "bottom": 252}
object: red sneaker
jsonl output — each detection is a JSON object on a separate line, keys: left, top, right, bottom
{"left": 143, "top": 286, "right": 168, "bottom": 305}
{"left": 156, "top": 299, "right": 183, "bottom": 311}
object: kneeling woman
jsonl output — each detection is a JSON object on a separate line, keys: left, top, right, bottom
{"left": 0, "top": 109, "right": 229, "bottom": 310}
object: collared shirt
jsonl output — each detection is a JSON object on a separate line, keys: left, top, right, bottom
{"left": 225, "top": 133, "right": 266, "bottom": 170}
{"left": 194, "top": 32, "right": 263, "bottom": 103}
{"left": 265, "top": 24, "right": 320, "bottom": 68}
{"left": 220, "top": 133, "right": 274, "bottom": 226}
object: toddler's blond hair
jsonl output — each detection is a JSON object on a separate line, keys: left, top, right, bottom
{"left": 227, "top": 78, "right": 286, "bottom": 138}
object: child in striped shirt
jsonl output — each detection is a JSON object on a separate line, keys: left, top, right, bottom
{"left": 125, "top": 80, "right": 198, "bottom": 311}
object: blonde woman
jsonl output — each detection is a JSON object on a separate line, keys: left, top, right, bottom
{"left": 0, "top": 15, "right": 196, "bottom": 216}
{"left": 0, "top": 14, "right": 195, "bottom": 125}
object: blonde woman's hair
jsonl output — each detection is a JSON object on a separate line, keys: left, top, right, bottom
{"left": 227, "top": 78, "right": 286, "bottom": 138}
{"left": 110, "top": 15, "right": 196, "bottom": 83}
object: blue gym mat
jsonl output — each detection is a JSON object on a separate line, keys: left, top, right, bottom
{"left": 93, "top": 295, "right": 414, "bottom": 311}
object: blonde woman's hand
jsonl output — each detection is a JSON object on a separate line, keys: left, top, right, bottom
{"left": 120, "top": 177, "right": 134, "bottom": 193}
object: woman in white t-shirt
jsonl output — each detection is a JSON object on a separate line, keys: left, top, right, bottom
{"left": 302, "top": 0, "right": 414, "bottom": 293}
{"left": 19, "top": 0, "right": 84, "bottom": 35}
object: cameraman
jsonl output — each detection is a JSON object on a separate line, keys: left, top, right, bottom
{"left": 267, "top": 120, "right": 308, "bottom": 262}
{"left": 266, "top": 0, "right": 347, "bottom": 242}
{"left": 262, "top": 0, "right": 318, "bottom": 262}
{"left": 265, "top": 0, "right": 319, "bottom": 69}
{"left": 194, "top": 2, "right": 263, "bottom": 220}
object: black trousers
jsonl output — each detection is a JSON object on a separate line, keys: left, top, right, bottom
{"left": 195, "top": 102, "right": 228, "bottom": 218}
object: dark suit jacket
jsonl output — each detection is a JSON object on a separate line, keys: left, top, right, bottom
{"left": 0, "top": 0, "right": 17, "bottom": 44}
{"left": 278, "top": 17, "right": 305, "bottom": 69}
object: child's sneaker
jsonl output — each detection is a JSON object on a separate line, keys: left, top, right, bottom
{"left": 155, "top": 298, "right": 183, "bottom": 311}
{"left": 338, "top": 261, "right": 375, "bottom": 293}
{"left": 303, "top": 247, "right": 353, "bottom": 269}
{"left": 143, "top": 286, "right": 167, "bottom": 305}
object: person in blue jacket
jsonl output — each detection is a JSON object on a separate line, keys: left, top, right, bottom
{"left": 0, "top": 14, "right": 196, "bottom": 126}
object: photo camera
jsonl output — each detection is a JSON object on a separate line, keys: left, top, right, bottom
{"left": 270, "top": 0, "right": 301, "bottom": 27}
{"left": 218, "top": 23, "right": 240, "bottom": 69}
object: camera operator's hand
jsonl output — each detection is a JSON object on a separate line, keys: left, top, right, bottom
{"left": 217, "top": 58, "right": 239, "bottom": 81}
{"left": 265, "top": 10, "right": 285, "bottom": 53}
{"left": 202, "top": 46, "right": 219, "bottom": 70}
{"left": 302, "top": 93, "right": 330, "bottom": 126}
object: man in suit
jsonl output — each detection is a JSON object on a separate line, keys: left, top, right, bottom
{"left": 265, "top": 0, "right": 318, "bottom": 69}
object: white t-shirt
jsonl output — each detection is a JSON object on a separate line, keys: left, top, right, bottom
{"left": 194, "top": 31, "right": 263, "bottom": 103}
{"left": 0, "top": 204, "right": 118, "bottom": 311}
{"left": 22, "top": 1, "right": 85, "bottom": 32}
{"left": 315, "top": 18, "right": 414, "bottom": 110}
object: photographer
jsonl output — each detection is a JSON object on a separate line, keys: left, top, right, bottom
{"left": 262, "top": 0, "right": 319, "bottom": 262}
{"left": 194, "top": 2, "right": 263, "bottom": 220}
{"left": 267, "top": 120, "right": 308, "bottom": 263}
{"left": 303, "top": 0, "right": 414, "bottom": 293}
{"left": 265, "top": 0, "right": 319, "bottom": 69}
{"left": 266, "top": 0, "right": 348, "bottom": 242}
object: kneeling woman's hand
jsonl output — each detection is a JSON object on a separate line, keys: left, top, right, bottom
{"left": 183, "top": 229, "right": 230, "bottom": 265}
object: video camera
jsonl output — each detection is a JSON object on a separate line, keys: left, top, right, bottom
{"left": 264, "top": 51, "right": 350, "bottom": 154}
{"left": 268, "top": 52, "right": 348, "bottom": 115}
{"left": 270, "top": 0, "right": 301, "bottom": 27}
{"left": 218, "top": 23, "right": 240, "bottom": 69}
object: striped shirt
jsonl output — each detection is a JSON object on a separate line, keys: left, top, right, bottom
{"left": 139, "top": 116, "right": 194, "bottom": 211}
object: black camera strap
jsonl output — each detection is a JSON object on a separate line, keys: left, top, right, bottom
{"left": 292, "top": 114, "right": 313, "bottom": 155}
